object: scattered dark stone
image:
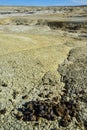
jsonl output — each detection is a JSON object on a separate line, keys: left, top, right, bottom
{"left": 1, "top": 82, "right": 7, "bottom": 87}
{"left": 38, "top": 93, "right": 44, "bottom": 97}
{"left": 22, "top": 95, "right": 28, "bottom": 99}
{"left": 12, "top": 90, "right": 19, "bottom": 99}
{"left": 9, "top": 99, "right": 14, "bottom": 105}
{"left": 44, "top": 88, "right": 48, "bottom": 91}
{"left": 0, "top": 108, "right": 6, "bottom": 115}
{"left": 49, "top": 91, "right": 53, "bottom": 94}
{"left": 45, "top": 93, "right": 50, "bottom": 98}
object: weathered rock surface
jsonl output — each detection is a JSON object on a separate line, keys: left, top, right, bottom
{"left": 58, "top": 45, "right": 87, "bottom": 129}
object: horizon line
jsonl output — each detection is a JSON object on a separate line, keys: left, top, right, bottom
{"left": 0, "top": 5, "right": 87, "bottom": 7}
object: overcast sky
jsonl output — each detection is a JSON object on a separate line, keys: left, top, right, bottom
{"left": 0, "top": 0, "right": 87, "bottom": 6}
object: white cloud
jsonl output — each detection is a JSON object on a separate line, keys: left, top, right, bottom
{"left": 71, "top": 0, "right": 87, "bottom": 5}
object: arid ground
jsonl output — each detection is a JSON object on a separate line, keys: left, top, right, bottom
{"left": 0, "top": 6, "right": 87, "bottom": 130}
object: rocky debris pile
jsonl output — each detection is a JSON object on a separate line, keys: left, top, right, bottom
{"left": 58, "top": 46, "right": 87, "bottom": 129}
{"left": 16, "top": 93, "right": 80, "bottom": 127}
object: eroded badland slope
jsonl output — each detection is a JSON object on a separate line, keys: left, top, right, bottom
{"left": 0, "top": 6, "right": 87, "bottom": 130}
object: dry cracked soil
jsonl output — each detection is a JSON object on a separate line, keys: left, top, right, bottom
{"left": 0, "top": 6, "right": 87, "bottom": 130}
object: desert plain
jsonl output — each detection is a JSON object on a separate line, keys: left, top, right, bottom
{"left": 0, "top": 6, "right": 87, "bottom": 130}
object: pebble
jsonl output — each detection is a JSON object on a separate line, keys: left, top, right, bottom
{"left": 0, "top": 108, "right": 6, "bottom": 114}
{"left": 22, "top": 95, "right": 28, "bottom": 99}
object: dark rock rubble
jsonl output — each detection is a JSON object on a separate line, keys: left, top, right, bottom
{"left": 16, "top": 95, "right": 80, "bottom": 127}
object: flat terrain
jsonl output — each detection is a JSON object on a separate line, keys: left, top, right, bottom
{"left": 0, "top": 6, "right": 87, "bottom": 130}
